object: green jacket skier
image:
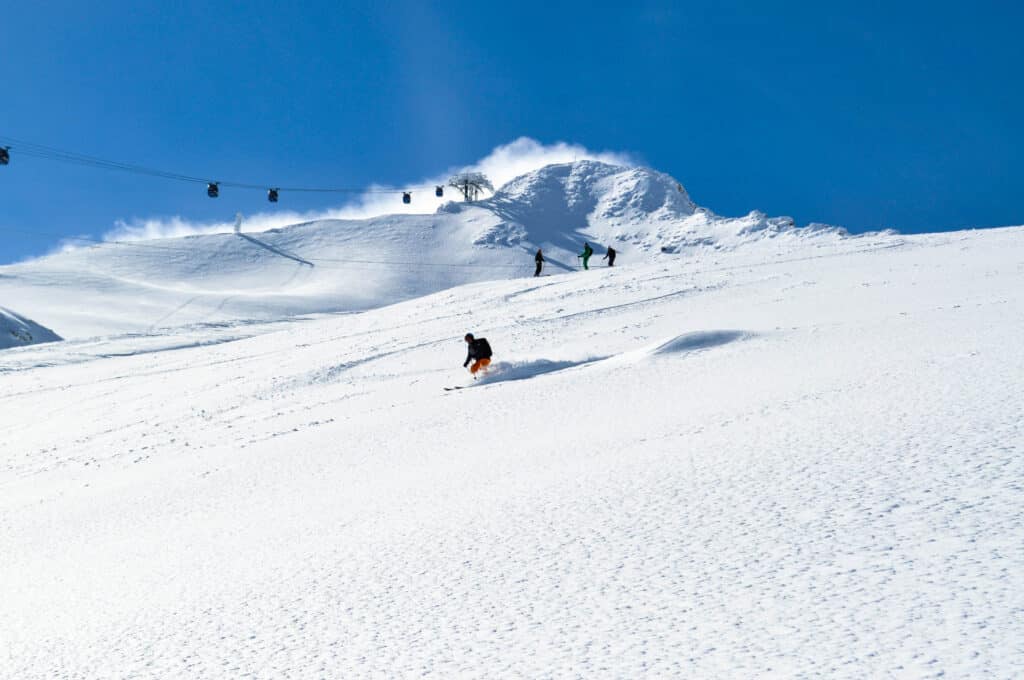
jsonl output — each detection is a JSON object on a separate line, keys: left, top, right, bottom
{"left": 579, "top": 242, "right": 594, "bottom": 270}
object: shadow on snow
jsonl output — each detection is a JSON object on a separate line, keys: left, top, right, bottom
{"left": 473, "top": 330, "right": 749, "bottom": 387}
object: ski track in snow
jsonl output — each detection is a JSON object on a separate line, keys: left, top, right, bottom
{"left": 1, "top": 228, "right": 1023, "bottom": 677}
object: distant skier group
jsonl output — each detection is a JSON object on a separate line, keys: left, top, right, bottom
{"left": 533, "top": 242, "right": 616, "bottom": 276}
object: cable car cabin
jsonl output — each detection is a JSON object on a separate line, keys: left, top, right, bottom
{"left": 435, "top": 186, "right": 443, "bottom": 197}
{"left": 268, "top": 188, "right": 279, "bottom": 203}
{"left": 207, "top": 183, "right": 219, "bottom": 198}
{"left": 402, "top": 192, "right": 411, "bottom": 204}
{"left": 0, "top": 147, "right": 9, "bottom": 165}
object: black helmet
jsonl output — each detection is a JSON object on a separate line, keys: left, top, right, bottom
{"left": 464, "top": 333, "right": 474, "bottom": 341}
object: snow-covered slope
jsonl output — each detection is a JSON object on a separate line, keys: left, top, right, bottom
{"left": 0, "top": 306, "right": 61, "bottom": 349}
{"left": 2, "top": 225, "right": 1022, "bottom": 677}
{"left": 0, "top": 161, "right": 864, "bottom": 341}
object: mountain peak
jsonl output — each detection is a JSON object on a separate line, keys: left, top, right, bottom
{"left": 476, "top": 161, "right": 697, "bottom": 230}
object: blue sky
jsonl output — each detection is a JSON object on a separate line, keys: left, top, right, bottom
{"left": 1, "top": 0, "right": 1021, "bottom": 263}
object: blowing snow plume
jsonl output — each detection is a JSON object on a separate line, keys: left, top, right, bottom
{"left": 102, "top": 138, "right": 635, "bottom": 242}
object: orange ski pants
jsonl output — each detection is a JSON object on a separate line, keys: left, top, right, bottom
{"left": 469, "top": 358, "right": 491, "bottom": 375}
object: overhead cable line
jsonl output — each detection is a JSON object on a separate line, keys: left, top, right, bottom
{"left": 0, "top": 137, "right": 208, "bottom": 183}
{"left": 0, "top": 135, "right": 450, "bottom": 203}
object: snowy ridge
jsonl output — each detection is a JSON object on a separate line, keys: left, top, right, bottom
{"left": 464, "top": 161, "right": 849, "bottom": 253}
{"left": 0, "top": 161, "right": 868, "bottom": 342}
{"left": 0, "top": 306, "right": 61, "bottom": 349}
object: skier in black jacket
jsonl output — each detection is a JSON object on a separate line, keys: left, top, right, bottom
{"left": 463, "top": 333, "right": 493, "bottom": 376}
{"left": 602, "top": 246, "right": 617, "bottom": 267}
{"left": 534, "top": 249, "right": 544, "bottom": 277}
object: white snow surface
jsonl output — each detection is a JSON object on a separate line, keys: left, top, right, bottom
{"left": 2, "top": 216, "right": 1023, "bottom": 677}
{"left": 0, "top": 161, "right": 854, "bottom": 340}
{"left": 0, "top": 306, "right": 61, "bottom": 349}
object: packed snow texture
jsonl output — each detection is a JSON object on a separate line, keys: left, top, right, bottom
{"left": 0, "top": 306, "right": 61, "bottom": 349}
{"left": 0, "top": 161, "right": 854, "bottom": 340}
{"left": 2, "top": 217, "right": 1023, "bottom": 677}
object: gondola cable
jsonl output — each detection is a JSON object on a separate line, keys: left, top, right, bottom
{"left": 0, "top": 135, "right": 446, "bottom": 202}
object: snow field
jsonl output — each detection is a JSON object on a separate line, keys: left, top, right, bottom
{"left": 2, "top": 227, "right": 1023, "bottom": 677}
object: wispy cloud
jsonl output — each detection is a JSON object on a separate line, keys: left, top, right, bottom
{"left": 102, "top": 137, "right": 635, "bottom": 242}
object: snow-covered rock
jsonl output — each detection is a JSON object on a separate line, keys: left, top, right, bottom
{"left": 0, "top": 306, "right": 61, "bottom": 349}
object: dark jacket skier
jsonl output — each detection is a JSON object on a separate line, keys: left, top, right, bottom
{"left": 463, "top": 333, "right": 493, "bottom": 375}
{"left": 602, "top": 246, "right": 617, "bottom": 267}
{"left": 534, "top": 249, "right": 544, "bottom": 277}
{"left": 579, "top": 242, "right": 594, "bottom": 270}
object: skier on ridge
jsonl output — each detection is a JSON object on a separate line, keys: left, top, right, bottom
{"left": 463, "top": 333, "right": 493, "bottom": 376}
{"left": 578, "top": 242, "right": 594, "bottom": 270}
{"left": 602, "top": 245, "right": 617, "bottom": 267}
{"left": 534, "top": 248, "right": 544, "bottom": 277}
